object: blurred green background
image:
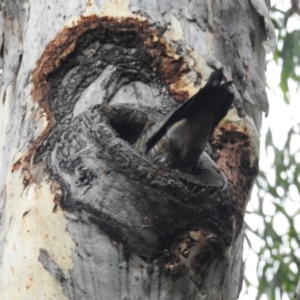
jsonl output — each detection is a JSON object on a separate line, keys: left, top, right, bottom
{"left": 243, "top": 1, "right": 300, "bottom": 299}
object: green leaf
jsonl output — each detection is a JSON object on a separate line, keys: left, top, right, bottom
{"left": 280, "top": 30, "right": 300, "bottom": 102}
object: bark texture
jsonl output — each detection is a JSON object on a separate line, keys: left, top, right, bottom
{"left": 0, "top": 0, "right": 274, "bottom": 299}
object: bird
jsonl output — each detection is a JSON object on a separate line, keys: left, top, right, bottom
{"left": 134, "top": 68, "right": 234, "bottom": 173}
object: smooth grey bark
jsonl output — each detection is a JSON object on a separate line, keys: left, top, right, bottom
{"left": 0, "top": 0, "right": 274, "bottom": 299}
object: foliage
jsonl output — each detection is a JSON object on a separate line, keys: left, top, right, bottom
{"left": 271, "top": 4, "right": 300, "bottom": 102}
{"left": 245, "top": 2, "right": 300, "bottom": 300}
{"left": 246, "top": 126, "right": 300, "bottom": 300}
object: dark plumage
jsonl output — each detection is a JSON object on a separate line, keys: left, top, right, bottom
{"left": 135, "top": 68, "right": 234, "bottom": 172}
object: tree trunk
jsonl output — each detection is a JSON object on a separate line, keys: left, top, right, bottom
{"left": 0, "top": 0, "right": 274, "bottom": 299}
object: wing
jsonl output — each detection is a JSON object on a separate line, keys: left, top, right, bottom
{"left": 136, "top": 69, "right": 233, "bottom": 154}
{"left": 143, "top": 68, "right": 226, "bottom": 153}
{"left": 143, "top": 96, "right": 194, "bottom": 153}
